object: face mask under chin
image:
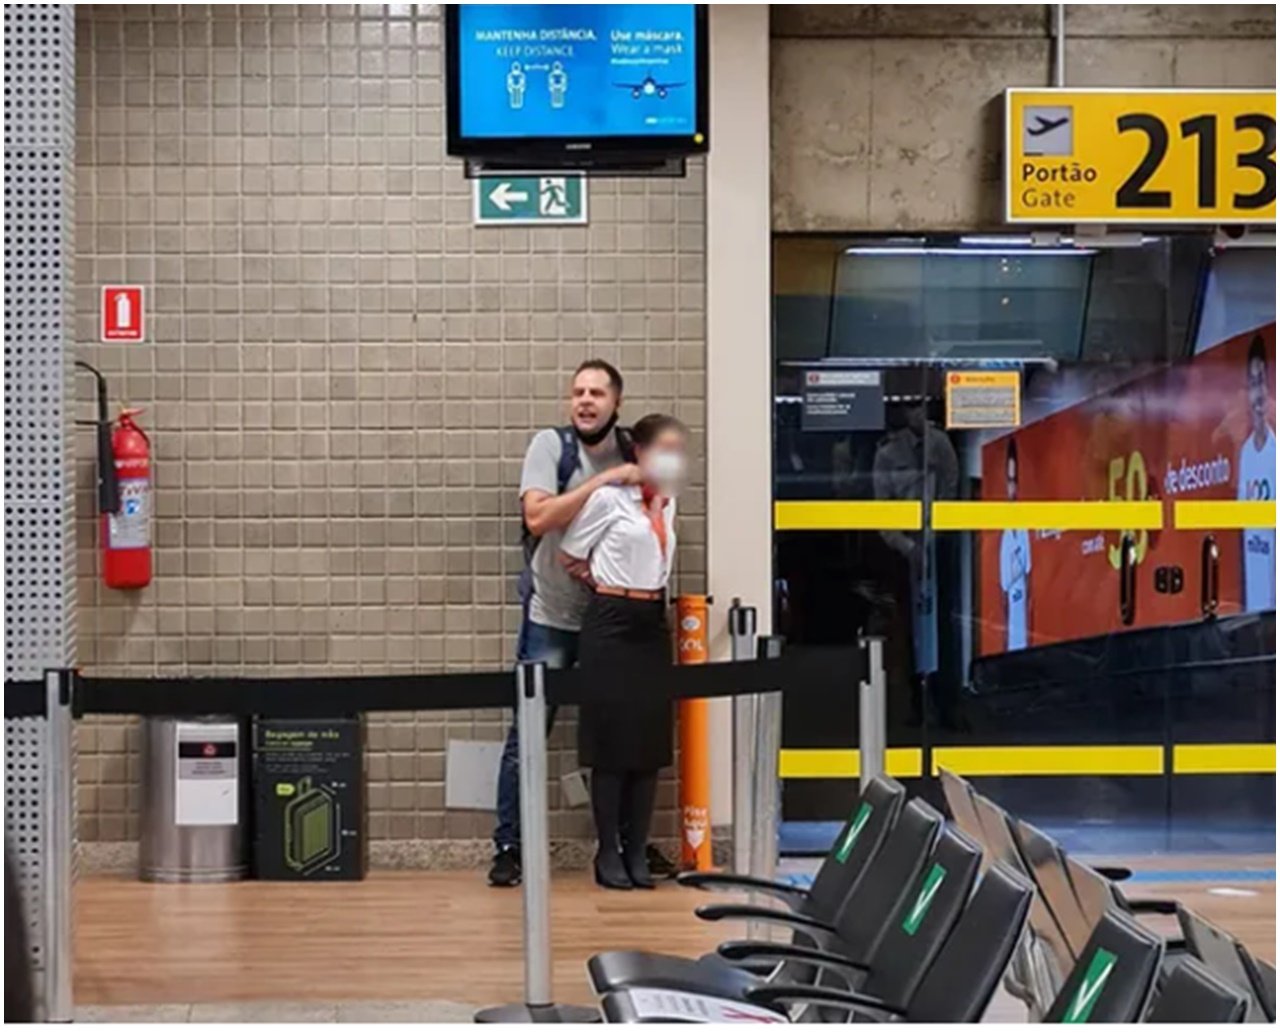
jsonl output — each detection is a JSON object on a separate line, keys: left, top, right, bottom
{"left": 575, "top": 411, "right": 618, "bottom": 446}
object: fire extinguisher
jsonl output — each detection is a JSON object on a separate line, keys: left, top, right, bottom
{"left": 76, "top": 362, "right": 152, "bottom": 590}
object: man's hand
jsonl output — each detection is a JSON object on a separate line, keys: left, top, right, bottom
{"left": 604, "top": 463, "right": 644, "bottom": 487}
{"left": 559, "top": 552, "right": 596, "bottom": 587}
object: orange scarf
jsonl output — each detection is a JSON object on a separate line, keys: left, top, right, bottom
{"left": 641, "top": 485, "right": 669, "bottom": 557}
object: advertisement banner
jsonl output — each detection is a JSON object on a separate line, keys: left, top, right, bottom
{"left": 979, "top": 323, "right": 1276, "bottom": 656}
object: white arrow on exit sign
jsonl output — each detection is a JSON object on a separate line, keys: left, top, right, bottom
{"left": 473, "top": 173, "right": 588, "bottom": 226}
{"left": 488, "top": 182, "right": 529, "bottom": 212}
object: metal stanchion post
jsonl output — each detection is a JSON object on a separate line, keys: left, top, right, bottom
{"left": 728, "top": 600, "right": 758, "bottom": 876}
{"left": 44, "top": 669, "right": 74, "bottom": 1022}
{"left": 749, "top": 637, "right": 784, "bottom": 940}
{"left": 476, "top": 663, "right": 598, "bottom": 1024}
{"left": 858, "top": 636, "right": 887, "bottom": 791}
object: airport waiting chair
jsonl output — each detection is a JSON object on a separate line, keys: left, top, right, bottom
{"left": 677, "top": 774, "right": 905, "bottom": 922}
{"left": 938, "top": 767, "right": 988, "bottom": 867}
{"left": 600, "top": 900, "right": 1159, "bottom": 1026}
{"left": 1177, "top": 905, "right": 1271, "bottom": 1023}
{"left": 677, "top": 774, "right": 905, "bottom": 979}
{"left": 1146, "top": 956, "right": 1249, "bottom": 1023}
{"left": 1060, "top": 849, "right": 1189, "bottom": 987}
{"left": 1063, "top": 851, "right": 1178, "bottom": 929}
{"left": 1237, "top": 945, "right": 1276, "bottom": 1022}
{"left": 1013, "top": 818, "right": 1097, "bottom": 958}
{"left": 938, "top": 768, "right": 1058, "bottom": 1016}
{"left": 586, "top": 798, "right": 943, "bottom": 999}
{"left": 717, "top": 823, "right": 983, "bottom": 1021}
{"left": 739, "top": 861, "right": 1034, "bottom": 1023}
{"left": 969, "top": 787, "right": 1077, "bottom": 1012}
{"left": 1042, "top": 908, "right": 1164, "bottom": 1023}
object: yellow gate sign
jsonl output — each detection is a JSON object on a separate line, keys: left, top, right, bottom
{"left": 1006, "top": 89, "right": 1276, "bottom": 224}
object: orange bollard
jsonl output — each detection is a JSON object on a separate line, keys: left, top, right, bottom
{"left": 675, "top": 594, "right": 712, "bottom": 871}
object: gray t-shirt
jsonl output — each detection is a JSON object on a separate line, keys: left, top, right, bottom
{"left": 520, "top": 428, "right": 622, "bottom": 632}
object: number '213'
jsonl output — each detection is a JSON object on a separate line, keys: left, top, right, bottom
{"left": 1115, "top": 112, "right": 1275, "bottom": 210}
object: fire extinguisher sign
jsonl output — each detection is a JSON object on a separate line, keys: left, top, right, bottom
{"left": 101, "top": 285, "right": 144, "bottom": 343}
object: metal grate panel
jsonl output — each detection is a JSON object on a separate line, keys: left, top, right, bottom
{"left": 5, "top": 718, "right": 46, "bottom": 971}
{"left": 4, "top": 5, "right": 77, "bottom": 1020}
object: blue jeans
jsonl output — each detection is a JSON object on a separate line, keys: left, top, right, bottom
{"left": 493, "top": 618, "right": 579, "bottom": 851}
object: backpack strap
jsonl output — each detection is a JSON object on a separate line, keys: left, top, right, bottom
{"left": 555, "top": 425, "right": 581, "bottom": 494}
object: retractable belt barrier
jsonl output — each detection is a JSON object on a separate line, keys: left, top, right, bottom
{"left": 3, "top": 644, "right": 864, "bottom": 720}
{"left": 7, "top": 638, "right": 868, "bottom": 1025}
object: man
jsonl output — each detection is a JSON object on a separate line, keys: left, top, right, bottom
{"left": 998, "top": 438, "right": 1032, "bottom": 651}
{"left": 872, "top": 407, "right": 959, "bottom": 677}
{"left": 1238, "top": 334, "right": 1275, "bottom": 613}
{"left": 489, "top": 359, "right": 641, "bottom": 887}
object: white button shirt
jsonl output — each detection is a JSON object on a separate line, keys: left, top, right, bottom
{"left": 560, "top": 485, "right": 676, "bottom": 591}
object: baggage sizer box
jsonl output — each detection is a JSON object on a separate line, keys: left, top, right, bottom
{"left": 253, "top": 717, "right": 367, "bottom": 881}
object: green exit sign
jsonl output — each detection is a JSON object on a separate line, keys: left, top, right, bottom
{"left": 473, "top": 174, "right": 588, "bottom": 226}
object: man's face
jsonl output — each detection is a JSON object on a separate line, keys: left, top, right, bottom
{"left": 569, "top": 368, "right": 619, "bottom": 436}
{"left": 1248, "top": 355, "right": 1269, "bottom": 433}
{"left": 1006, "top": 457, "right": 1017, "bottom": 501}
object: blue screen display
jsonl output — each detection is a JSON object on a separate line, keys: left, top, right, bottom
{"left": 456, "top": 4, "right": 699, "bottom": 140}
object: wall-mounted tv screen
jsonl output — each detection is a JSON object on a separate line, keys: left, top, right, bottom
{"left": 445, "top": 4, "right": 709, "bottom": 161}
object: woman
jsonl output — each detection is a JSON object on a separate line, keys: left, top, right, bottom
{"left": 560, "top": 413, "right": 688, "bottom": 890}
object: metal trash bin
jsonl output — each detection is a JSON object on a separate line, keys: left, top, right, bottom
{"left": 140, "top": 716, "right": 249, "bottom": 883}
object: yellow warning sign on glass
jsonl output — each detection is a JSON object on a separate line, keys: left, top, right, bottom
{"left": 946, "top": 371, "right": 1020, "bottom": 430}
{"left": 1006, "top": 89, "right": 1276, "bottom": 224}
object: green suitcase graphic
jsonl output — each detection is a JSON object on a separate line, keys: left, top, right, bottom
{"left": 282, "top": 777, "right": 341, "bottom": 874}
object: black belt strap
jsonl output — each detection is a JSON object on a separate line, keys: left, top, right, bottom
{"left": 3, "top": 645, "right": 864, "bottom": 720}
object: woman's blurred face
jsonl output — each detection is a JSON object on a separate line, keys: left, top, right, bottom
{"left": 640, "top": 427, "right": 687, "bottom": 496}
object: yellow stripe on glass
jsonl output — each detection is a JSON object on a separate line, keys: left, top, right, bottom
{"left": 774, "top": 500, "right": 922, "bottom": 532}
{"left": 1173, "top": 743, "right": 1276, "bottom": 775}
{"left": 931, "top": 501, "right": 1163, "bottom": 531}
{"left": 780, "top": 744, "right": 1277, "bottom": 777}
{"left": 1174, "top": 500, "right": 1277, "bottom": 530}
{"left": 779, "top": 748, "right": 924, "bottom": 779}
{"left": 930, "top": 745, "right": 1164, "bottom": 776}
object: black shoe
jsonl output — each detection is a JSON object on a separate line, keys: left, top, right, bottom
{"left": 645, "top": 843, "right": 677, "bottom": 879}
{"left": 488, "top": 846, "right": 522, "bottom": 888}
{"left": 623, "top": 848, "right": 656, "bottom": 890}
{"left": 594, "top": 851, "right": 633, "bottom": 890}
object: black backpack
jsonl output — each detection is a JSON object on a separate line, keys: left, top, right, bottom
{"left": 517, "top": 425, "right": 634, "bottom": 608}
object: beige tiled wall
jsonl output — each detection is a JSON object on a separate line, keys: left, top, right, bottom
{"left": 72, "top": 4, "right": 706, "bottom": 851}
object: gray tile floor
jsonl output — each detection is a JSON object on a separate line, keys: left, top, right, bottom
{"left": 75, "top": 1000, "right": 483, "bottom": 1023}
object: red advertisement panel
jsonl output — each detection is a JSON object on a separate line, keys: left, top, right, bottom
{"left": 979, "top": 323, "right": 1276, "bottom": 656}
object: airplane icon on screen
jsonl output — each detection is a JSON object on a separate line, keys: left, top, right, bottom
{"left": 613, "top": 74, "right": 684, "bottom": 100}
{"left": 1027, "top": 114, "right": 1070, "bottom": 137}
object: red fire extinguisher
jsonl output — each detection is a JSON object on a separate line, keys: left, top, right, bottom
{"left": 76, "top": 363, "right": 153, "bottom": 590}
{"left": 103, "top": 408, "right": 152, "bottom": 589}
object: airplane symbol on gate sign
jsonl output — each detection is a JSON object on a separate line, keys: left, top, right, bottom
{"left": 1027, "top": 115, "right": 1070, "bottom": 137}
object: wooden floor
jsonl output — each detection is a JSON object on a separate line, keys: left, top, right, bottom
{"left": 75, "top": 871, "right": 733, "bottom": 1008}
{"left": 74, "top": 863, "right": 1275, "bottom": 1010}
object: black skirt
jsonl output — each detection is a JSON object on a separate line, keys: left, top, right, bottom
{"left": 577, "top": 593, "right": 674, "bottom": 771}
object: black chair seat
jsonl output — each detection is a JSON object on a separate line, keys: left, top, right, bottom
{"left": 589, "top": 951, "right": 759, "bottom": 1000}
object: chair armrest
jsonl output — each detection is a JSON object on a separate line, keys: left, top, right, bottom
{"left": 677, "top": 871, "right": 809, "bottom": 907}
{"left": 1093, "top": 865, "right": 1132, "bottom": 881}
{"left": 694, "top": 904, "right": 836, "bottom": 935}
{"left": 717, "top": 940, "right": 867, "bottom": 979}
{"left": 1126, "top": 897, "right": 1178, "bottom": 915}
{"left": 746, "top": 982, "right": 905, "bottom": 1017}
